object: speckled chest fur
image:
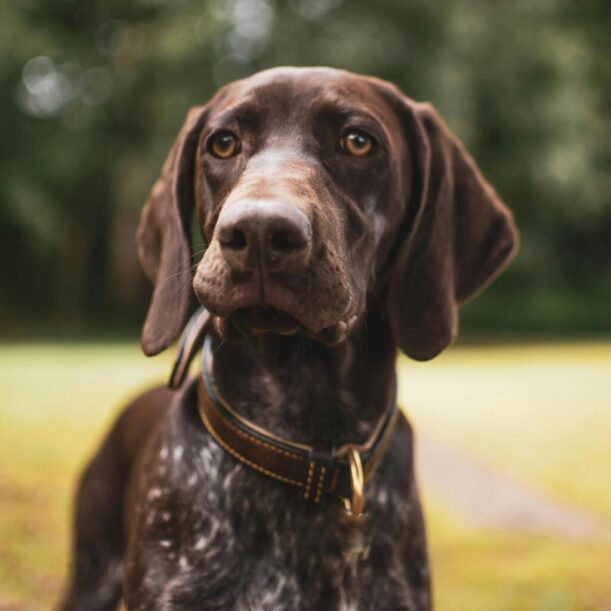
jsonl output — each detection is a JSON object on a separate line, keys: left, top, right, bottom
{"left": 124, "top": 380, "right": 429, "bottom": 611}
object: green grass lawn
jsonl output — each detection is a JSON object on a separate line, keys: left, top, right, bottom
{"left": 398, "top": 343, "right": 611, "bottom": 522}
{"left": 1, "top": 341, "right": 610, "bottom": 610}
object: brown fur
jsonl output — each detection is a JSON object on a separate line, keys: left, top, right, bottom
{"left": 60, "top": 67, "right": 518, "bottom": 611}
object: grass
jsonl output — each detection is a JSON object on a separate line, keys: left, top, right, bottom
{"left": 398, "top": 343, "right": 611, "bottom": 522}
{"left": 1, "top": 341, "right": 610, "bottom": 610}
{"left": 425, "top": 506, "right": 611, "bottom": 611}
{"left": 0, "top": 343, "right": 172, "bottom": 609}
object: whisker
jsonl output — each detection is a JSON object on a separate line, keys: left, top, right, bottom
{"left": 190, "top": 247, "right": 208, "bottom": 260}
{"left": 158, "top": 267, "right": 190, "bottom": 284}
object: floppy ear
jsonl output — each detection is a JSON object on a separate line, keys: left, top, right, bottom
{"left": 136, "top": 105, "right": 208, "bottom": 356}
{"left": 386, "top": 100, "right": 519, "bottom": 361}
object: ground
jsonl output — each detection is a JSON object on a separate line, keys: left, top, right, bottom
{"left": 0, "top": 340, "right": 610, "bottom": 610}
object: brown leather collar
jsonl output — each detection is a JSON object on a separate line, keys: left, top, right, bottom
{"left": 169, "top": 308, "right": 399, "bottom": 520}
{"left": 168, "top": 307, "right": 211, "bottom": 390}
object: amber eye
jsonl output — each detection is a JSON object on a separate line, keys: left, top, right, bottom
{"left": 209, "top": 131, "right": 239, "bottom": 159}
{"left": 341, "top": 130, "right": 374, "bottom": 157}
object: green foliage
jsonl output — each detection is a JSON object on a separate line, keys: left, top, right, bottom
{"left": 1, "top": 0, "right": 609, "bottom": 333}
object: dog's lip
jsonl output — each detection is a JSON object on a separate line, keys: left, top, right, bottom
{"left": 213, "top": 306, "right": 359, "bottom": 343}
{"left": 338, "top": 314, "right": 359, "bottom": 334}
{"left": 317, "top": 313, "right": 360, "bottom": 344}
{"left": 232, "top": 306, "right": 301, "bottom": 335}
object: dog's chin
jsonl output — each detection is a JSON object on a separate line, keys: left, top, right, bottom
{"left": 211, "top": 306, "right": 359, "bottom": 345}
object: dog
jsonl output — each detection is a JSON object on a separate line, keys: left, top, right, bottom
{"left": 59, "top": 66, "right": 518, "bottom": 610}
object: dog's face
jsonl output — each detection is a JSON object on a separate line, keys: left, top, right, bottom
{"left": 194, "top": 68, "right": 408, "bottom": 344}
{"left": 137, "top": 67, "right": 518, "bottom": 360}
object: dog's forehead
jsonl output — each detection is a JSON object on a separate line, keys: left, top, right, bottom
{"left": 242, "top": 66, "right": 352, "bottom": 87}
{"left": 209, "top": 67, "right": 390, "bottom": 121}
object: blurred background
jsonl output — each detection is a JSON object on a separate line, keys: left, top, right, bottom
{"left": 0, "top": 1, "right": 610, "bottom": 610}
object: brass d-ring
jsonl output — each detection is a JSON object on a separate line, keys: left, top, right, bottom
{"left": 344, "top": 447, "right": 364, "bottom": 521}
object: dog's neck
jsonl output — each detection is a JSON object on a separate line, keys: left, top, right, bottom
{"left": 210, "top": 300, "right": 397, "bottom": 447}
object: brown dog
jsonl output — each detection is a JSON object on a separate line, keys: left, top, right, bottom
{"left": 60, "top": 67, "right": 518, "bottom": 610}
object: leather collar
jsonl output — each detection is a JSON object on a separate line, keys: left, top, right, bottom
{"left": 169, "top": 307, "right": 399, "bottom": 519}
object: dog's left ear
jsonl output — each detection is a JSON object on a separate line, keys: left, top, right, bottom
{"left": 385, "top": 96, "right": 519, "bottom": 360}
{"left": 136, "top": 106, "right": 208, "bottom": 356}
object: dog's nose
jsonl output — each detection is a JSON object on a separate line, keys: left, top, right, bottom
{"left": 215, "top": 200, "right": 313, "bottom": 273}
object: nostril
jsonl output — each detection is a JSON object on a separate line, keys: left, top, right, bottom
{"left": 215, "top": 200, "right": 312, "bottom": 271}
{"left": 270, "top": 231, "right": 304, "bottom": 252}
{"left": 221, "top": 229, "right": 247, "bottom": 250}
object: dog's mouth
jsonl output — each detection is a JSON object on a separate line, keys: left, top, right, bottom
{"left": 213, "top": 306, "right": 359, "bottom": 344}
{"left": 231, "top": 306, "right": 300, "bottom": 336}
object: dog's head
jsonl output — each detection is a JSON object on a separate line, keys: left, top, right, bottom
{"left": 137, "top": 67, "right": 518, "bottom": 360}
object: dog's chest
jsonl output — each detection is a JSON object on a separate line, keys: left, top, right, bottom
{"left": 127, "top": 436, "right": 415, "bottom": 610}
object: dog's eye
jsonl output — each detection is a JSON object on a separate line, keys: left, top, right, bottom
{"left": 209, "top": 132, "right": 240, "bottom": 159}
{"left": 341, "top": 130, "right": 374, "bottom": 157}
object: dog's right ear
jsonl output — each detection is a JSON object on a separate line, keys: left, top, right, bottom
{"left": 136, "top": 105, "right": 209, "bottom": 356}
{"left": 382, "top": 92, "right": 518, "bottom": 361}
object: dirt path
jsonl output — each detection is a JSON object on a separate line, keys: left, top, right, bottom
{"left": 416, "top": 434, "right": 610, "bottom": 538}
